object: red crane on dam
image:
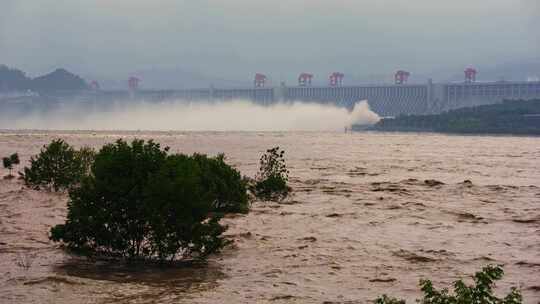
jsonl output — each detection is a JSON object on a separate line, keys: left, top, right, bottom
{"left": 329, "top": 72, "right": 344, "bottom": 87}
{"left": 298, "top": 73, "right": 313, "bottom": 86}
{"left": 128, "top": 77, "right": 140, "bottom": 91}
{"left": 464, "top": 68, "right": 477, "bottom": 83}
{"left": 395, "top": 70, "right": 410, "bottom": 84}
{"left": 254, "top": 73, "right": 267, "bottom": 88}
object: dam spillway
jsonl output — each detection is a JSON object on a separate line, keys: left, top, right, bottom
{"left": 134, "top": 80, "right": 540, "bottom": 116}
{"left": 2, "top": 80, "right": 540, "bottom": 117}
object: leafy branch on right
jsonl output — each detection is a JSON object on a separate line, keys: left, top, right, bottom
{"left": 250, "top": 146, "right": 291, "bottom": 201}
{"left": 375, "top": 265, "right": 522, "bottom": 304}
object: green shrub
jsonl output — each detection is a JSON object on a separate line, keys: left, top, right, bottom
{"left": 374, "top": 295, "right": 405, "bottom": 304}
{"left": 23, "top": 139, "right": 95, "bottom": 191}
{"left": 144, "top": 154, "right": 227, "bottom": 260}
{"left": 251, "top": 147, "right": 291, "bottom": 201}
{"left": 50, "top": 139, "right": 234, "bottom": 262}
{"left": 193, "top": 153, "right": 249, "bottom": 214}
{"left": 2, "top": 153, "right": 20, "bottom": 176}
{"left": 375, "top": 265, "right": 522, "bottom": 304}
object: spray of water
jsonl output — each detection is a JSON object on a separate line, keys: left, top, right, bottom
{"left": 4, "top": 100, "right": 380, "bottom": 131}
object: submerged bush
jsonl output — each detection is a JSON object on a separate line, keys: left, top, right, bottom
{"left": 375, "top": 265, "right": 522, "bottom": 304}
{"left": 23, "top": 139, "right": 95, "bottom": 191}
{"left": 2, "top": 153, "right": 20, "bottom": 177}
{"left": 193, "top": 153, "right": 249, "bottom": 214}
{"left": 251, "top": 147, "right": 291, "bottom": 201}
{"left": 375, "top": 295, "right": 405, "bottom": 304}
{"left": 50, "top": 139, "right": 244, "bottom": 261}
{"left": 144, "top": 154, "right": 227, "bottom": 260}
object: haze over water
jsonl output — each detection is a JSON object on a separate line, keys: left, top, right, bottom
{"left": 0, "top": 100, "right": 380, "bottom": 131}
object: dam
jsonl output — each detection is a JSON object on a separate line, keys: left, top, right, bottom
{"left": 129, "top": 80, "right": 540, "bottom": 116}
{"left": 2, "top": 79, "right": 540, "bottom": 117}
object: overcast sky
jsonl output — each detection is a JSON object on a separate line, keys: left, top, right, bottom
{"left": 1, "top": 0, "right": 538, "bottom": 82}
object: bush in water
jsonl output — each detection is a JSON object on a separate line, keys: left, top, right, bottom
{"left": 375, "top": 265, "right": 522, "bottom": 304}
{"left": 2, "top": 153, "right": 20, "bottom": 177}
{"left": 251, "top": 147, "right": 291, "bottom": 201}
{"left": 193, "top": 153, "right": 249, "bottom": 214}
{"left": 51, "top": 139, "right": 247, "bottom": 261}
{"left": 23, "top": 139, "right": 95, "bottom": 191}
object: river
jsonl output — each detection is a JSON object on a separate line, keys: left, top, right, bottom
{"left": 1, "top": 131, "right": 539, "bottom": 303}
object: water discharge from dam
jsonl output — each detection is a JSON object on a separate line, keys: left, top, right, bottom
{"left": 2, "top": 100, "right": 380, "bottom": 131}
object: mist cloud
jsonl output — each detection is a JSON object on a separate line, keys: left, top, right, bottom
{"left": 1, "top": 100, "right": 380, "bottom": 131}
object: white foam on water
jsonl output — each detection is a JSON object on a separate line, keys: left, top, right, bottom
{"left": 5, "top": 100, "right": 380, "bottom": 131}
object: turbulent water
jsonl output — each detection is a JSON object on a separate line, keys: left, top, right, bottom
{"left": 0, "top": 131, "right": 539, "bottom": 303}
{"left": 0, "top": 100, "right": 380, "bottom": 131}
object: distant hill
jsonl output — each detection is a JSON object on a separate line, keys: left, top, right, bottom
{"left": 1, "top": 64, "right": 246, "bottom": 92}
{"left": 0, "top": 65, "right": 31, "bottom": 91}
{"left": 0, "top": 65, "right": 89, "bottom": 92}
{"left": 366, "top": 99, "right": 540, "bottom": 135}
{"left": 31, "top": 68, "right": 89, "bottom": 91}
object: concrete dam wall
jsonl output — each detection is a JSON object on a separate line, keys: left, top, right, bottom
{"left": 135, "top": 81, "right": 540, "bottom": 116}
{"left": 2, "top": 81, "right": 540, "bottom": 117}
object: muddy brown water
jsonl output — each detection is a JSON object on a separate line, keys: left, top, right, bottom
{"left": 0, "top": 131, "right": 539, "bottom": 303}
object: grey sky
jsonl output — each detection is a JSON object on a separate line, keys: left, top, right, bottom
{"left": 1, "top": 0, "right": 538, "bottom": 82}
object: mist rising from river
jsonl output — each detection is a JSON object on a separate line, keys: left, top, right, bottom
{"left": 3, "top": 100, "right": 380, "bottom": 131}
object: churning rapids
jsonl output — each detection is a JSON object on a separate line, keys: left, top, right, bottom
{"left": 0, "top": 131, "right": 539, "bottom": 303}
